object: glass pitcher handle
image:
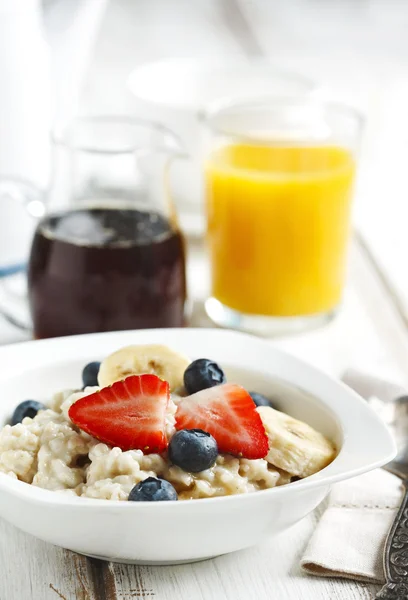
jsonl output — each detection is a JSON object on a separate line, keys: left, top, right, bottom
{"left": 0, "top": 178, "right": 45, "bottom": 332}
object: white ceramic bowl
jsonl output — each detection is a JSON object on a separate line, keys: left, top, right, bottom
{"left": 0, "top": 328, "right": 395, "bottom": 564}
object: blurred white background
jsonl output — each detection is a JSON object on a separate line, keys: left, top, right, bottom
{"left": 82, "top": 0, "right": 408, "bottom": 113}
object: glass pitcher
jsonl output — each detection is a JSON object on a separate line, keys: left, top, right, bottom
{"left": 0, "top": 116, "right": 188, "bottom": 338}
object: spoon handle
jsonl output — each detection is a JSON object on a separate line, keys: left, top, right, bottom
{"left": 376, "top": 479, "right": 408, "bottom": 599}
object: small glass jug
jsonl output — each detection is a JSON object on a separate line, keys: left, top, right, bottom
{"left": 0, "top": 116, "right": 188, "bottom": 338}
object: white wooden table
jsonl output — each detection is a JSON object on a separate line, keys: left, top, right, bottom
{"left": 3, "top": 1, "right": 408, "bottom": 598}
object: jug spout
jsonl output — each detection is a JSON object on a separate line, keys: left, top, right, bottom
{"left": 50, "top": 116, "right": 189, "bottom": 223}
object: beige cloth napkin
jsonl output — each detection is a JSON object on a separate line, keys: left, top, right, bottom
{"left": 301, "top": 469, "right": 404, "bottom": 583}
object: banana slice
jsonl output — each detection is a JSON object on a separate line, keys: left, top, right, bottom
{"left": 98, "top": 344, "right": 191, "bottom": 392}
{"left": 257, "top": 406, "right": 336, "bottom": 478}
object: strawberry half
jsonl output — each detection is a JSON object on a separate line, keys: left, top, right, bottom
{"left": 175, "top": 384, "right": 269, "bottom": 459}
{"left": 68, "top": 374, "right": 169, "bottom": 453}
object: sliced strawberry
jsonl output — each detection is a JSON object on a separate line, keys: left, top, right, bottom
{"left": 175, "top": 384, "right": 269, "bottom": 459}
{"left": 68, "top": 374, "right": 169, "bottom": 453}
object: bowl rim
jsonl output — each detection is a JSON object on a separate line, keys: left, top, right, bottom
{"left": 0, "top": 328, "right": 396, "bottom": 508}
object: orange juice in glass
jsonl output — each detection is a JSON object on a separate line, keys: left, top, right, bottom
{"left": 204, "top": 100, "right": 362, "bottom": 335}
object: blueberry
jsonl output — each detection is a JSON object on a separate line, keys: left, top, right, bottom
{"left": 82, "top": 361, "right": 101, "bottom": 388}
{"left": 184, "top": 359, "right": 226, "bottom": 394}
{"left": 168, "top": 429, "right": 218, "bottom": 473}
{"left": 128, "top": 477, "right": 178, "bottom": 502}
{"left": 11, "top": 400, "right": 46, "bottom": 425}
{"left": 249, "top": 392, "right": 274, "bottom": 408}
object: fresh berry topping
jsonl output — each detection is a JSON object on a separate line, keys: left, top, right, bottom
{"left": 175, "top": 384, "right": 269, "bottom": 459}
{"left": 128, "top": 477, "right": 178, "bottom": 501}
{"left": 168, "top": 429, "right": 218, "bottom": 473}
{"left": 249, "top": 392, "right": 274, "bottom": 408}
{"left": 184, "top": 359, "right": 226, "bottom": 394}
{"left": 68, "top": 374, "right": 169, "bottom": 453}
{"left": 11, "top": 400, "right": 46, "bottom": 425}
{"left": 82, "top": 361, "right": 101, "bottom": 388}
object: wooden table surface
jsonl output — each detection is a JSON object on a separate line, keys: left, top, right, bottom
{"left": 3, "top": 1, "right": 408, "bottom": 598}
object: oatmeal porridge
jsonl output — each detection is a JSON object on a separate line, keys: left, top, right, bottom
{"left": 0, "top": 344, "right": 336, "bottom": 501}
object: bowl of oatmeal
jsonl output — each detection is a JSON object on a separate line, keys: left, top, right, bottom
{"left": 0, "top": 329, "right": 395, "bottom": 564}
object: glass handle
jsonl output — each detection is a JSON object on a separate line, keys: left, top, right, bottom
{"left": 0, "top": 177, "right": 45, "bottom": 219}
{"left": 0, "top": 178, "right": 44, "bottom": 332}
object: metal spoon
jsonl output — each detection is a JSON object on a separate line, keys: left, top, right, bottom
{"left": 342, "top": 371, "right": 408, "bottom": 599}
{"left": 373, "top": 397, "right": 408, "bottom": 599}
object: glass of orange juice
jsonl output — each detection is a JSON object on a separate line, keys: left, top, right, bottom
{"left": 204, "top": 98, "right": 363, "bottom": 335}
